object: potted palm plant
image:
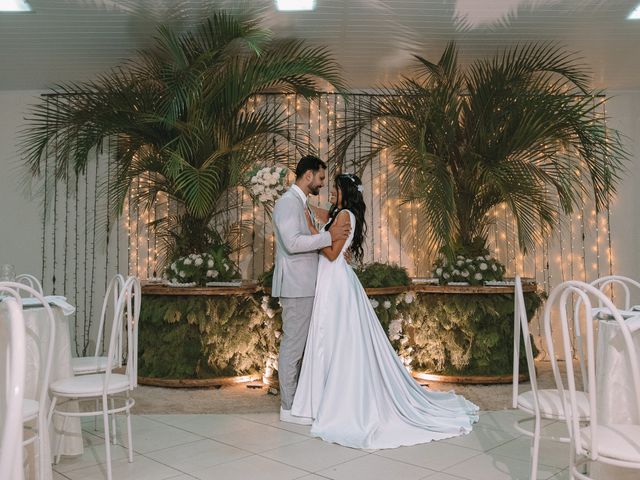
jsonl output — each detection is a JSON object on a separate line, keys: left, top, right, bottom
{"left": 334, "top": 42, "right": 627, "bottom": 380}
{"left": 22, "top": 10, "right": 345, "bottom": 268}
{"left": 336, "top": 41, "right": 626, "bottom": 261}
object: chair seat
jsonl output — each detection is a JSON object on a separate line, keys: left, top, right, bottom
{"left": 22, "top": 399, "right": 39, "bottom": 421}
{"left": 581, "top": 424, "right": 640, "bottom": 463}
{"left": 517, "top": 389, "right": 590, "bottom": 420}
{"left": 71, "top": 356, "right": 111, "bottom": 374}
{"left": 50, "top": 373, "right": 130, "bottom": 397}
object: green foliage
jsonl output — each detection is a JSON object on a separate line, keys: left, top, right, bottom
{"left": 22, "top": 10, "right": 346, "bottom": 259}
{"left": 138, "top": 294, "right": 280, "bottom": 378}
{"left": 258, "top": 265, "right": 274, "bottom": 288}
{"left": 354, "top": 262, "right": 411, "bottom": 288}
{"left": 335, "top": 42, "right": 627, "bottom": 256}
{"left": 404, "top": 291, "right": 543, "bottom": 376}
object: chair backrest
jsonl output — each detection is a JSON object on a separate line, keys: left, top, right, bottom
{"left": 15, "top": 274, "right": 44, "bottom": 297}
{"left": 590, "top": 275, "right": 640, "bottom": 310}
{"left": 0, "top": 285, "right": 26, "bottom": 480}
{"left": 544, "top": 280, "right": 640, "bottom": 461}
{"left": 512, "top": 276, "right": 541, "bottom": 410}
{"left": 1, "top": 282, "right": 56, "bottom": 416}
{"left": 94, "top": 274, "right": 125, "bottom": 360}
{"left": 103, "top": 276, "right": 140, "bottom": 391}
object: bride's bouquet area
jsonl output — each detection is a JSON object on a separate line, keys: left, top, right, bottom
{"left": 248, "top": 165, "right": 290, "bottom": 205}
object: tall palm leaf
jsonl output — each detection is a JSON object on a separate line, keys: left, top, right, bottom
{"left": 334, "top": 42, "right": 626, "bottom": 258}
{"left": 21, "top": 10, "right": 346, "bottom": 260}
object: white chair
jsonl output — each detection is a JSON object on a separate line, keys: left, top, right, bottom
{"left": 0, "top": 285, "right": 26, "bottom": 480}
{"left": 2, "top": 282, "right": 56, "bottom": 480}
{"left": 15, "top": 274, "right": 44, "bottom": 296}
{"left": 590, "top": 275, "right": 640, "bottom": 310}
{"left": 544, "top": 280, "right": 640, "bottom": 479}
{"left": 71, "top": 274, "right": 125, "bottom": 375}
{"left": 512, "top": 276, "right": 591, "bottom": 479}
{"left": 49, "top": 276, "right": 140, "bottom": 480}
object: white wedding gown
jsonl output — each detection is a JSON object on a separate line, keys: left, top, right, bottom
{"left": 291, "top": 210, "right": 479, "bottom": 449}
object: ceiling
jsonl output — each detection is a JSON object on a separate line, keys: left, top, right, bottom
{"left": 1, "top": 0, "right": 639, "bottom": 92}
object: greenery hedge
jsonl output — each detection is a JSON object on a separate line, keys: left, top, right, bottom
{"left": 138, "top": 287, "right": 542, "bottom": 379}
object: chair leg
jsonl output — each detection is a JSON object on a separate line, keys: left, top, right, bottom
{"left": 94, "top": 398, "right": 99, "bottom": 431}
{"left": 54, "top": 415, "right": 69, "bottom": 465}
{"left": 110, "top": 397, "right": 117, "bottom": 445}
{"left": 530, "top": 416, "right": 541, "bottom": 480}
{"left": 125, "top": 392, "right": 133, "bottom": 463}
{"left": 38, "top": 412, "right": 47, "bottom": 480}
{"left": 102, "top": 397, "right": 113, "bottom": 480}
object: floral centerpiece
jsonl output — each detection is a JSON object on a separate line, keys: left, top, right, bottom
{"left": 165, "top": 246, "right": 241, "bottom": 287}
{"left": 432, "top": 254, "right": 506, "bottom": 286}
{"left": 248, "top": 165, "right": 290, "bottom": 205}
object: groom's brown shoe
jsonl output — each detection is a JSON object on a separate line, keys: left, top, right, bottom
{"left": 280, "top": 407, "right": 313, "bottom": 425}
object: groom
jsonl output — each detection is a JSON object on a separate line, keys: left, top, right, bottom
{"left": 272, "top": 155, "right": 350, "bottom": 424}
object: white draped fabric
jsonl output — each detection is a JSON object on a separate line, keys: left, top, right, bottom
{"left": 0, "top": 303, "right": 83, "bottom": 480}
{"left": 592, "top": 318, "right": 640, "bottom": 479}
{"left": 292, "top": 210, "right": 479, "bottom": 449}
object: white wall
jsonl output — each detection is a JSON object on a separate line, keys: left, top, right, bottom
{"left": 0, "top": 90, "right": 44, "bottom": 277}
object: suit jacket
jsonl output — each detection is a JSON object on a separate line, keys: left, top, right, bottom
{"left": 271, "top": 187, "right": 332, "bottom": 298}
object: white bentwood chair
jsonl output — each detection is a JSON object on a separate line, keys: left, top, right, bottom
{"left": 49, "top": 276, "right": 140, "bottom": 480}
{"left": 0, "top": 284, "right": 27, "bottom": 480}
{"left": 512, "top": 276, "right": 590, "bottom": 479}
{"left": 544, "top": 280, "right": 640, "bottom": 479}
{"left": 590, "top": 275, "right": 640, "bottom": 310}
{"left": 71, "top": 273, "right": 126, "bottom": 375}
{"left": 2, "top": 282, "right": 56, "bottom": 480}
{"left": 15, "top": 274, "right": 44, "bottom": 297}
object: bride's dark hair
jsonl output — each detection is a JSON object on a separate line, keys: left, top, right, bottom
{"left": 325, "top": 173, "right": 367, "bottom": 263}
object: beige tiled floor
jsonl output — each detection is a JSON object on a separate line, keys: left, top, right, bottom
{"left": 52, "top": 409, "right": 576, "bottom": 480}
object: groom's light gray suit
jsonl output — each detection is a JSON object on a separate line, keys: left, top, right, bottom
{"left": 272, "top": 185, "right": 332, "bottom": 410}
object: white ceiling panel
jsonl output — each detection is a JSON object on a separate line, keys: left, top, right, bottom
{"left": 1, "top": 0, "right": 639, "bottom": 91}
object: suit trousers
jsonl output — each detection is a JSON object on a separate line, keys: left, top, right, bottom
{"left": 278, "top": 296, "right": 315, "bottom": 410}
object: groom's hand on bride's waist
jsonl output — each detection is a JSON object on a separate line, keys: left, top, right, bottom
{"left": 328, "top": 221, "right": 350, "bottom": 242}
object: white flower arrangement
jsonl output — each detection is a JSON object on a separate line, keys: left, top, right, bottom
{"left": 432, "top": 253, "right": 506, "bottom": 286}
{"left": 248, "top": 165, "right": 290, "bottom": 205}
{"left": 165, "top": 250, "right": 240, "bottom": 286}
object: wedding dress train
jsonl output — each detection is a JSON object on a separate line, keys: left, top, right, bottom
{"left": 291, "top": 210, "right": 479, "bottom": 449}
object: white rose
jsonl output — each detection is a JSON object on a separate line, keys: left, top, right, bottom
{"left": 383, "top": 300, "right": 392, "bottom": 309}
{"left": 474, "top": 273, "right": 483, "bottom": 280}
{"left": 435, "top": 267, "right": 443, "bottom": 275}
{"left": 457, "top": 255, "right": 464, "bottom": 260}
{"left": 485, "top": 255, "right": 491, "bottom": 260}
{"left": 189, "top": 254, "right": 197, "bottom": 259}
{"left": 492, "top": 264, "right": 498, "bottom": 271}
{"left": 461, "top": 270, "right": 469, "bottom": 277}
{"left": 206, "top": 270, "right": 214, "bottom": 277}
{"left": 456, "top": 260, "right": 464, "bottom": 266}
{"left": 207, "top": 259, "right": 214, "bottom": 268}
{"left": 443, "top": 272, "right": 450, "bottom": 279}
{"left": 452, "top": 269, "right": 460, "bottom": 276}
{"left": 171, "top": 262, "right": 177, "bottom": 271}
{"left": 370, "top": 298, "right": 379, "bottom": 308}
{"left": 404, "top": 292, "right": 415, "bottom": 304}
{"left": 171, "top": 278, "right": 177, "bottom": 283}
{"left": 251, "top": 176, "right": 258, "bottom": 184}
{"left": 465, "top": 259, "right": 472, "bottom": 263}
{"left": 212, "top": 270, "right": 219, "bottom": 278}
{"left": 479, "top": 263, "right": 488, "bottom": 270}
{"left": 183, "top": 258, "right": 192, "bottom": 265}
{"left": 477, "top": 256, "right": 484, "bottom": 261}
{"left": 179, "top": 271, "right": 186, "bottom": 278}
{"left": 194, "top": 258, "right": 203, "bottom": 266}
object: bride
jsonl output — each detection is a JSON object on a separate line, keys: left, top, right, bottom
{"left": 290, "top": 173, "right": 479, "bottom": 449}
